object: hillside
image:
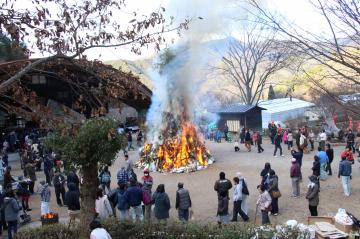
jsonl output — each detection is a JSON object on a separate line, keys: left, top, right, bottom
{"left": 106, "top": 58, "right": 154, "bottom": 89}
{"left": 106, "top": 37, "right": 347, "bottom": 104}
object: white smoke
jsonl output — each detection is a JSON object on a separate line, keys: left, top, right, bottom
{"left": 146, "top": 0, "right": 240, "bottom": 143}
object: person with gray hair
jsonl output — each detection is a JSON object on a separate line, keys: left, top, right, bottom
{"left": 175, "top": 182, "right": 192, "bottom": 222}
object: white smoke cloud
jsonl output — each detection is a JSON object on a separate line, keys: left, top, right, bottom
{"left": 146, "top": 0, "right": 243, "bottom": 143}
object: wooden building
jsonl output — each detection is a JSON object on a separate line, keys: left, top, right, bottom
{"left": 0, "top": 58, "right": 152, "bottom": 131}
{"left": 215, "top": 104, "right": 264, "bottom": 132}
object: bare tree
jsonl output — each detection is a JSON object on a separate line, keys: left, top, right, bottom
{"left": 215, "top": 26, "right": 291, "bottom": 105}
{"left": 0, "top": 0, "right": 189, "bottom": 92}
{"left": 250, "top": 0, "right": 360, "bottom": 114}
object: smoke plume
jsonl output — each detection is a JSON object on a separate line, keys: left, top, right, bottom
{"left": 146, "top": 0, "right": 238, "bottom": 143}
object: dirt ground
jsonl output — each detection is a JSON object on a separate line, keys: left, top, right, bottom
{"left": 13, "top": 139, "right": 360, "bottom": 226}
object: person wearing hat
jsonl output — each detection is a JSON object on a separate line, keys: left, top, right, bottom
{"left": 306, "top": 175, "right": 320, "bottom": 216}
{"left": 175, "top": 182, "right": 192, "bottom": 222}
{"left": 39, "top": 180, "right": 51, "bottom": 215}
{"left": 290, "top": 158, "right": 301, "bottom": 197}
{"left": 338, "top": 152, "right": 352, "bottom": 197}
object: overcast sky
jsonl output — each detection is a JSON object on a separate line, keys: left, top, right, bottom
{"left": 27, "top": 0, "right": 329, "bottom": 61}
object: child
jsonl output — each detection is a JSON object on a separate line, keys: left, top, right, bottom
{"left": 39, "top": 181, "right": 51, "bottom": 215}
{"left": 234, "top": 140, "right": 240, "bottom": 152}
{"left": 217, "top": 191, "right": 229, "bottom": 226}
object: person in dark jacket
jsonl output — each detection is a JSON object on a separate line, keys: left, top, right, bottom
{"left": 24, "top": 160, "right": 36, "bottom": 194}
{"left": 306, "top": 175, "right": 320, "bottom": 216}
{"left": 257, "top": 133, "right": 264, "bottom": 153}
{"left": 217, "top": 191, "right": 229, "bottom": 226}
{"left": 53, "top": 169, "right": 66, "bottom": 206}
{"left": 67, "top": 168, "right": 80, "bottom": 192}
{"left": 268, "top": 170, "right": 280, "bottom": 216}
{"left": 346, "top": 129, "right": 356, "bottom": 153}
{"left": 175, "top": 182, "right": 192, "bottom": 222}
{"left": 326, "top": 143, "right": 334, "bottom": 176}
{"left": 291, "top": 148, "right": 303, "bottom": 180}
{"left": 214, "top": 172, "right": 232, "bottom": 199}
{"left": 338, "top": 153, "right": 352, "bottom": 197}
{"left": 125, "top": 178, "right": 143, "bottom": 221}
{"left": 115, "top": 183, "right": 129, "bottom": 221}
{"left": 312, "top": 156, "right": 321, "bottom": 177}
{"left": 43, "top": 155, "right": 53, "bottom": 186}
{"left": 65, "top": 182, "right": 80, "bottom": 223}
{"left": 152, "top": 184, "right": 170, "bottom": 221}
{"left": 3, "top": 166, "right": 15, "bottom": 191}
{"left": 290, "top": 158, "right": 301, "bottom": 197}
{"left": 244, "top": 129, "right": 252, "bottom": 152}
{"left": 273, "top": 132, "right": 284, "bottom": 157}
{"left": 260, "top": 163, "right": 272, "bottom": 189}
{"left": 3, "top": 190, "right": 20, "bottom": 239}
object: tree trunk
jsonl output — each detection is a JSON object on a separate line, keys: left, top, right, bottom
{"left": 79, "top": 164, "right": 98, "bottom": 239}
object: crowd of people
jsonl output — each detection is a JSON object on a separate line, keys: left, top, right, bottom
{"left": 0, "top": 123, "right": 358, "bottom": 238}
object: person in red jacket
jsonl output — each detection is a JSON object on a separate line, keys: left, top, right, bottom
{"left": 290, "top": 158, "right": 301, "bottom": 197}
{"left": 344, "top": 147, "right": 354, "bottom": 164}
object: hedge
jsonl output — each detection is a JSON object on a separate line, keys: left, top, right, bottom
{"left": 14, "top": 219, "right": 311, "bottom": 239}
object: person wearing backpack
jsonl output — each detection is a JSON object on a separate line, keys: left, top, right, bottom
{"left": 231, "top": 177, "right": 249, "bottom": 222}
{"left": 299, "top": 132, "right": 308, "bottom": 152}
{"left": 236, "top": 172, "right": 249, "bottom": 216}
{"left": 175, "top": 182, "right": 192, "bottom": 222}
{"left": 116, "top": 183, "right": 129, "bottom": 221}
{"left": 99, "top": 166, "right": 111, "bottom": 194}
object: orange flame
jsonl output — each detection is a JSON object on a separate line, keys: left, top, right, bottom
{"left": 41, "top": 212, "right": 58, "bottom": 219}
{"left": 154, "top": 122, "right": 208, "bottom": 171}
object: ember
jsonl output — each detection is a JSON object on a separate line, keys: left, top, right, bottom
{"left": 41, "top": 212, "right": 58, "bottom": 219}
{"left": 138, "top": 122, "right": 214, "bottom": 173}
{"left": 41, "top": 212, "right": 59, "bottom": 226}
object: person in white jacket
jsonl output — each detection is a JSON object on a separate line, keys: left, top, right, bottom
{"left": 95, "top": 188, "right": 113, "bottom": 220}
{"left": 236, "top": 172, "right": 249, "bottom": 215}
{"left": 231, "top": 177, "right": 249, "bottom": 222}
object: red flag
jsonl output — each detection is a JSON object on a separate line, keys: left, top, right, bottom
{"left": 333, "top": 115, "right": 337, "bottom": 124}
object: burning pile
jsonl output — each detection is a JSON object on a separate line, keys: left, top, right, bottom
{"left": 137, "top": 121, "right": 214, "bottom": 173}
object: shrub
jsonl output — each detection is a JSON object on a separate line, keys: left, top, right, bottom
{"left": 15, "top": 219, "right": 311, "bottom": 239}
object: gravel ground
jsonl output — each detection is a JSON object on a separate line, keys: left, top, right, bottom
{"left": 11, "top": 138, "right": 360, "bottom": 227}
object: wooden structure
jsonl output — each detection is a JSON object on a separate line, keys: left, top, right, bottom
{"left": 215, "top": 104, "right": 264, "bottom": 132}
{"left": 0, "top": 57, "right": 152, "bottom": 130}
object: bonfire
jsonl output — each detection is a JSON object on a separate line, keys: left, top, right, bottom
{"left": 137, "top": 121, "right": 214, "bottom": 173}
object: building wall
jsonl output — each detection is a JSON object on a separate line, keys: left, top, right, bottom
{"left": 219, "top": 108, "right": 262, "bottom": 133}
{"left": 261, "top": 107, "right": 312, "bottom": 128}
